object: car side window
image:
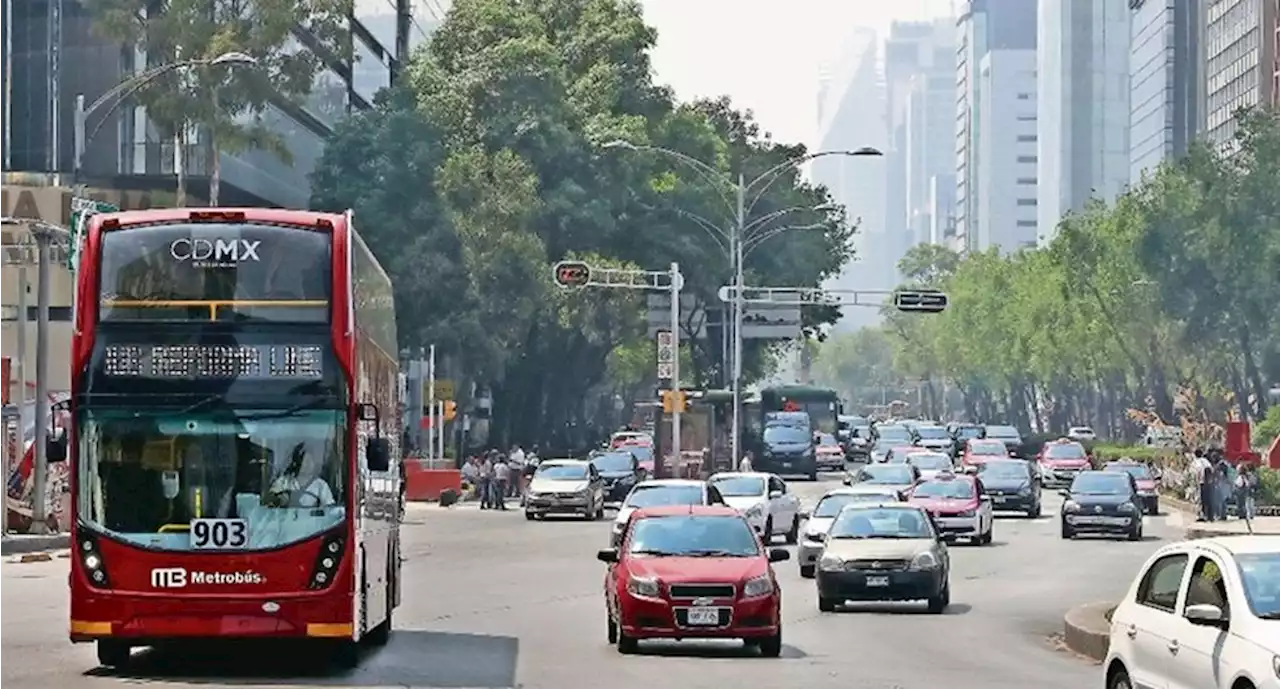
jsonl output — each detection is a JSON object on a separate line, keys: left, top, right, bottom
{"left": 707, "top": 485, "right": 724, "bottom": 505}
{"left": 1184, "top": 556, "right": 1230, "bottom": 617}
{"left": 1136, "top": 554, "right": 1190, "bottom": 612}
{"left": 771, "top": 477, "right": 786, "bottom": 494}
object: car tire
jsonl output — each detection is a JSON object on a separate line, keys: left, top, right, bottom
{"left": 784, "top": 516, "right": 800, "bottom": 545}
{"left": 606, "top": 614, "right": 618, "bottom": 644}
{"left": 525, "top": 511, "right": 536, "bottom": 521}
{"left": 1106, "top": 664, "right": 1133, "bottom": 689}
{"left": 1060, "top": 522, "right": 1074, "bottom": 539}
{"left": 616, "top": 629, "right": 639, "bottom": 654}
{"left": 96, "top": 640, "right": 131, "bottom": 668}
{"left": 763, "top": 517, "right": 773, "bottom": 544}
{"left": 807, "top": 468, "right": 818, "bottom": 481}
{"left": 1128, "top": 522, "right": 1143, "bottom": 541}
{"left": 1149, "top": 499, "right": 1160, "bottom": 516}
{"left": 926, "top": 583, "right": 949, "bottom": 614}
{"left": 818, "top": 597, "right": 837, "bottom": 612}
{"left": 333, "top": 639, "right": 361, "bottom": 669}
{"left": 757, "top": 628, "right": 783, "bottom": 658}
{"left": 1027, "top": 503, "right": 1041, "bottom": 519}
{"left": 799, "top": 565, "right": 815, "bottom": 579}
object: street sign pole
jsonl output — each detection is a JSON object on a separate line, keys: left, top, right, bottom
{"left": 427, "top": 344, "right": 436, "bottom": 461}
{"left": 669, "top": 262, "right": 682, "bottom": 463}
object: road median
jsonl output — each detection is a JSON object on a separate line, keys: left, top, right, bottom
{"left": 1, "top": 533, "right": 69, "bottom": 556}
{"left": 1062, "top": 601, "right": 1113, "bottom": 662}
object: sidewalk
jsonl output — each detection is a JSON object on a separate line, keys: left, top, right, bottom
{"left": 1184, "top": 517, "right": 1280, "bottom": 539}
{"left": 1, "top": 532, "right": 69, "bottom": 556}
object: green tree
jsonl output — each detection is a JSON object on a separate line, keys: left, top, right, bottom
{"left": 86, "top": 0, "right": 351, "bottom": 204}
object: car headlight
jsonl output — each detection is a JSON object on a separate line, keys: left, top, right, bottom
{"left": 957, "top": 509, "right": 976, "bottom": 518}
{"left": 626, "top": 575, "right": 660, "bottom": 598}
{"left": 819, "top": 555, "right": 845, "bottom": 572}
{"left": 1018, "top": 486, "right": 1032, "bottom": 496}
{"left": 1118, "top": 502, "right": 1137, "bottom": 513}
{"left": 742, "top": 573, "right": 773, "bottom": 598}
{"left": 1063, "top": 500, "right": 1080, "bottom": 512}
{"left": 909, "top": 551, "right": 939, "bottom": 570}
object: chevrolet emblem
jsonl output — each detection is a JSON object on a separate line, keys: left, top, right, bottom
{"left": 872, "top": 561, "right": 881, "bottom": 569}
{"left": 692, "top": 597, "right": 714, "bottom": 606}
{"left": 1094, "top": 505, "right": 1103, "bottom": 513}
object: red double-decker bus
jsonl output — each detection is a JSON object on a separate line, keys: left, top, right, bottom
{"left": 54, "top": 208, "right": 402, "bottom": 668}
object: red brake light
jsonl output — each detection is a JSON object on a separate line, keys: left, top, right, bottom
{"left": 188, "top": 211, "right": 246, "bottom": 222}
{"left": 100, "top": 217, "right": 120, "bottom": 230}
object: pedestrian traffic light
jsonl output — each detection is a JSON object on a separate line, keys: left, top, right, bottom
{"left": 893, "top": 289, "right": 948, "bottom": 313}
{"left": 661, "top": 390, "right": 687, "bottom": 414}
{"left": 553, "top": 261, "right": 591, "bottom": 288}
{"left": 443, "top": 400, "right": 457, "bottom": 422}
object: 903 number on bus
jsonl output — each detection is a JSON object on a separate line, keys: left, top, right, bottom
{"left": 190, "top": 518, "right": 249, "bottom": 550}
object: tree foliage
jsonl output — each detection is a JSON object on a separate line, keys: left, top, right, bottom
{"left": 813, "top": 109, "right": 1280, "bottom": 438}
{"left": 309, "top": 0, "right": 851, "bottom": 449}
{"left": 85, "top": 0, "right": 351, "bottom": 203}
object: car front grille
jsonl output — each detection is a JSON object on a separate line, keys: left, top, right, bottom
{"left": 668, "top": 583, "right": 736, "bottom": 599}
{"left": 845, "top": 559, "right": 910, "bottom": 571}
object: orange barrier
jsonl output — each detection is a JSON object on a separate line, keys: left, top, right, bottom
{"left": 403, "top": 461, "right": 462, "bottom": 502}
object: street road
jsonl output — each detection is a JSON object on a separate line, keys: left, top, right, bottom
{"left": 3, "top": 472, "right": 1178, "bottom": 689}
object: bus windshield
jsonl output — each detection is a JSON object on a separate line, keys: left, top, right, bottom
{"left": 76, "top": 406, "right": 347, "bottom": 551}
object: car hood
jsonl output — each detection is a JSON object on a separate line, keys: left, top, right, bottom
{"left": 598, "top": 471, "right": 635, "bottom": 481}
{"left": 529, "top": 478, "right": 588, "bottom": 494}
{"left": 804, "top": 517, "right": 836, "bottom": 535}
{"left": 983, "top": 478, "right": 1030, "bottom": 491}
{"left": 918, "top": 439, "right": 952, "bottom": 448}
{"left": 910, "top": 497, "right": 977, "bottom": 513}
{"left": 1042, "top": 457, "right": 1090, "bottom": 468}
{"left": 863, "top": 482, "right": 912, "bottom": 494}
{"left": 823, "top": 537, "right": 934, "bottom": 560}
{"left": 1068, "top": 492, "right": 1132, "bottom": 506}
{"left": 627, "top": 556, "right": 766, "bottom": 583}
{"left": 766, "top": 442, "right": 810, "bottom": 453}
{"left": 723, "top": 496, "right": 767, "bottom": 512}
{"left": 963, "top": 455, "right": 1000, "bottom": 464}
{"left": 917, "top": 469, "right": 948, "bottom": 481}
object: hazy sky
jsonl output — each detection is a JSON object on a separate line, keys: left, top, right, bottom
{"left": 640, "top": 0, "right": 954, "bottom": 148}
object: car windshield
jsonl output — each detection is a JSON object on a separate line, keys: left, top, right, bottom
{"left": 885, "top": 449, "right": 914, "bottom": 464}
{"left": 859, "top": 465, "right": 913, "bottom": 484}
{"left": 710, "top": 476, "right": 766, "bottom": 497}
{"left": 1104, "top": 463, "right": 1152, "bottom": 479}
{"left": 912, "top": 480, "right": 974, "bottom": 500}
{"left": 1070, "top": 473, "right": 1130, "bottom": 495}
{"left": 1045, "top": 443, "right": 1086, "bottom": 459}
{"left": 814, "top": 493, "right": 895, "bottom": 516}
{"left": 1235, "top": 553, "right": 1280, "bottom": 618}
{"left": 818, "top": 434, "right": 840, "bottom": 446}
{"left": 878, "top": 428, "right": 912, "bottom": 442}
{"left": 627, "top": 515, "right": 759, "bottom": 557}
{"left": 979, "top": 461, "right": 1030, "bottom": 479}
{"left": 829, "top": 507, "right": 932, "bottom": 539}
{"left": 955, "top": 426, "right": 983, "bottom": 440}
{"left": 763, "top": 425, "right": 809, "bottom": 444}
{"left": 627, "top": 445, "right": 654, "bottom": 464}
{"left": 986, "top": 426, "right": 1020, "bottom": 439}
{"left": 76, "top": 405, "right": 347, "bottom": 552}
{"left": 916, "top": 427, "right": 948, "bottom": 440}
{"left": 625, "top": 484, "right": 704, "bottom": 508}
{"left": 907, "top": 453, "right": 951, "bottom": 470}
{"left": 591, "top": 452, "right": 634, "bottom": 473}
{"left": 969, "top": 440, "right": 1007, "bottom": 455}
{"left": 536, "top": 463, "right": 588, "bottom": 480}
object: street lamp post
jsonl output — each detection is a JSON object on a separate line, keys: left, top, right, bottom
{"left": 601, "top": 141, "right": 882, "bottom": 466}
{"left": 72, "top": 51, "right": 257, "bottom": 184}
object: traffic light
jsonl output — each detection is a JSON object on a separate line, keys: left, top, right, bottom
{"left": 661, "top": 390, "right": 687, "bottom": 414}
{"left": 893, "top": 289, "right": 948, "bottom": 313}
{"left": 553, "top": 261, "right": 591, "bottom": 288}
{"left": 443, "top": 400, "right": 457, "bottom": 422}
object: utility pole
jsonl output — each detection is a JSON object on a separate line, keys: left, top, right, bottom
{"left": 427, "top": 344, "right": 436, "bottom": 461}
{"left": 28, "top": 223, "right": 63, "bottom": 534}
{"left": 730, "top": 174, "right": 745, "bottom": 466}
{"left": 15, "top": 250, "right": 27, "bottom": 406}
{"left": 668, "top": 262, "right": 682, "bottom": 461}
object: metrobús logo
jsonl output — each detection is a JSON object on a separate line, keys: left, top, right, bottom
{"left": 169, "top": 238, "right": 262, "bottom": 268}
{"left": 150, "top": 567, "right": 266, "bottom": 589}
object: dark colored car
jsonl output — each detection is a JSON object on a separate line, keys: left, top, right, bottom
{"left": 948, "top": 423, "right": 985, "bottom": 456}
{"left": 1059, "top": 470, "right": 1143, "bottom": 540}
{"left": 912, "top": 425, "right": 955, "bottom": 455}
{"left": 976, "top": 459, "right": 1042, "bottom": 517}
{"left": 1103, "top": 461, "right": 1160, "bottom": 515}
{"left": 591, "top": 450, "right": 646, "bottom": 504}
{"left": 598, "top": 505, "right": 789, "bottom": 656}
{"left": 760, "top": 422, "right": 817, "bottom": 480}
{"left": 983, "top": 425, "right": 1024, "bottom": 455}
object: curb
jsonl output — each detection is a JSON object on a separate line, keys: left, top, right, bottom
{"left": 1, "top": 533, "right": 70, "bottom": 556}
{"left": 1063, "top": 601, "right": 1113, "bottom": 662}
{"left": 1184, "top": 526, "right": 1258, "bottom": 540}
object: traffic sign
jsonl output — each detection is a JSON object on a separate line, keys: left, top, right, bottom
{"left": 657, "top": 362, "right": 674, "bottom": 379}
{"left": 655, "top": 329, "right": 674, "bottom": 378}
{"left": 893, "top": 290, "right": 948, "bottom": 313}
{"left": 425, "top": 379, "right": 455, "bottom": 401}
{"left": 553, "top": 261, "right": 591, "bottom": 287}
{"left": 68, "top": 196, "right": 118, "bottom": 271}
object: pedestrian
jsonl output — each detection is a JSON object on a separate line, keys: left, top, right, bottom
{"left": 492, "top": 454, "right": 510, "bottom": 510}
{"left": 1212, "top": 450, "right": 1232, "bottom": 520}
{"left": 738, "top": 450, "right": 754, "bottom": 473}
{"left": 1191, "top": 449, "right": 1213, "bottom": 521}
{"left": 478, "top": 453, "right": 494, "bottom": 509}
{"left": 461, "top": 456, "right": 479, "bottom": 500}
{"left": 1236, "top": 462, "right": 1258, "bottom": 523}
{"left": 508, "top": 445, "right": 526, "bottom": 498}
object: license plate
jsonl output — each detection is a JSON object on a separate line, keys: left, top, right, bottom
{"left": 781, "top": 462, "right": 791, "bottom": 468}
{"left": 993, "top": 496, "right": 1008, "bottom": 504}
{"left": 189, "top": 518, "right": 248, "bottom": 550}
{"left": 866, "top": 575, "right": 889, "bottom": 587}
{"left": 686, "top": 607, "right": 720, "bottom": 625}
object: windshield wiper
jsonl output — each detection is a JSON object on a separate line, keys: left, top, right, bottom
{"left": 176, "top": 395, "right": 224, "bottom": 415}
{"left": 1255, "top": 611, "right": 1280, "bottom": 620}
{"left": 630, "top": 549, "right": 677, "bottom": 556}
{"left": 240, "top": 397, "right": 334, "bottom": 421}
{"left": 682, "top": 549, "right": 746, "bottom": 557}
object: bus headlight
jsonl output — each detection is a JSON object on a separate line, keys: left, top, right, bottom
{"left": 308, "top": 531, "right": 346, "bottom": 590}
{"left": 78, "top": 531, "right": 111, "bottom": 589}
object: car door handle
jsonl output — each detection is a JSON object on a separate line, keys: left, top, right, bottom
{"left": 1167, "top": 640, "right": 1179, "bottom": 654}
{"left": 1126, "top": 624, "right": 1137, "bottom": 639}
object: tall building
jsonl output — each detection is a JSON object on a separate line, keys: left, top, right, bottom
{"left": 1038, "top": 0, "right": 1131, "bottom": 246}
{"left": 954, "top": 0, "right": 1038, "bottom": 252}
{"left": 814, "top": 28, "right": 888, "bottom": 330}
{"left": 1129, "top": 0, "right": 1202, "bottom": 183}
{"left": 976, "top": 49, "right": 1039, "bottom": 252}
{"left": 902, "top": 22, "right": 957, "bottom": 248}
{"left": 927, "top": 173, "right": 957, "bottom": 244}
{"left": 1202, "top": 0, "right": 1277, "bottom": 146}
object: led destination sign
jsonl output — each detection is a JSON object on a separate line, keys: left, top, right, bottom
{"left": 103, "top": 344, "right": 323, "bottom": 379}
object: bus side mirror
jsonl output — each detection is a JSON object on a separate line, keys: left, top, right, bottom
{"left": 46, "top": 429, "right": 67, "bottom": 463}
{"left": 367, "top": 437, "right": 391, "bottom": 472}
{"left": 357, "top": 402, "right": 380, "bottom": 424}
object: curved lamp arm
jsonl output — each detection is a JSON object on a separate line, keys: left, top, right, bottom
{"left": 743, "top": 148, "right": 881, "bottom": 218}
{"left": 601, "top": 141, "right": 736, "bottom": 217}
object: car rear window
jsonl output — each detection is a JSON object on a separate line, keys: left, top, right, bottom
{"left": 1045, "top": 443, "right": 1086, "bottom": 459}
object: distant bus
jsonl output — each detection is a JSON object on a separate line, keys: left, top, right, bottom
{"left": 759, "top": 385, "right": 841, "bottom": 435}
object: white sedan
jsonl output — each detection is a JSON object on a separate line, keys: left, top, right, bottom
{"left": 708, "top": 472, "right": 803, "bottom": 544}
{"left": 1104, "top": 535, "right": 1280, "bottom": 689}
{"left": 609, "top": 479, "right": 721, "bottom": 546}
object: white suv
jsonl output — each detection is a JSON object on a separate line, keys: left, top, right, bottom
{"left": 1104, "top": 536, "right": 1280, "bottom": 689}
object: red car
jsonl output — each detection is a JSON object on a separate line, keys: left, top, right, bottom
{"left": 907, "top": 472, "right": 995, "bottom": 544}
{"left": 598, "top": 505, "right": 788, "bottom": 656}
{"left": 961, "top": 439, "right": 1009, "bottom": 468}
{"left": 1037, "top": 439, "right": 1092, "bottom": 487}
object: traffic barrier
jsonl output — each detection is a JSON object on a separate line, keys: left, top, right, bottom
{"left": 403, "top": 461, "right": 462, "bottom": 502}
{"left": 1062, "top": 601, "right": 1114, "bottom": 662}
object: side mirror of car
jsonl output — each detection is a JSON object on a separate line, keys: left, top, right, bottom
{"left": 768, "top": 548, "right": 791, "bottom": 563}
{"left": 768, "top": 490, "right": 783, "bottom": 499}
{"left": 980, "top": 495, "right": 992, "bottom": 502}
{"left": 596, "top": 548, "right": 618, "bottom": 563}
{"left": 939, "top": 532, "right": 957, "bottom": 543}
{"left": 1059, "top": 490, "right": 1071, "bottom": 499}
{"left": 366, "top": 437, "right": 391, "bottom": 472}
{"left": 1184, "top": 603, "right": 1228, "bottom": 628}
{"left": 798, "top": 510, "right": 810, "bottom": 520}
{"left": 842, "top": 476, "right": 852, "bottom": 486}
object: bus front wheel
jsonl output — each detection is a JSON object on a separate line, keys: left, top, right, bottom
{"left": 96, "top": 640, "right": 132, "bottom": 668}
